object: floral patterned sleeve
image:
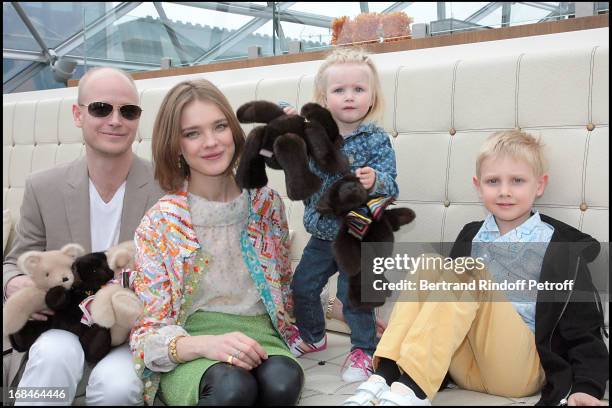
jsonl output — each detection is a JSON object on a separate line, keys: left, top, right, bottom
{"left": 142, "top": 325, "right": 189, "bottom": 372}
{"left": 270, "top": 191, "right": 294, "bottom": 316}
{"left": 130, "top": 212, "right": 184, "bottom": 371}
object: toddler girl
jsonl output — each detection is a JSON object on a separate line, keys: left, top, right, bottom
{"left": 288, "top": 48, "right": 399, "bottom": 383}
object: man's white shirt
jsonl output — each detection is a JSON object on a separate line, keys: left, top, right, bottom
{"left": 89, "top": 179, "right": 126, "bottom": 252}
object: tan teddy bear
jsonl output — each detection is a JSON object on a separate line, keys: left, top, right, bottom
{"left": 3, "top": 243, "right": 85, "bottom": 335}
{"left": 90, "top": 240, "right": 143, "bottom": 346}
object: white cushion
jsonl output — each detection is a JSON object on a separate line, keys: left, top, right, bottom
{"left": 518, "top": 48, "right": 592, "bottom": 128}
{"left": 395, "top": 62, "right": 454, "bottom": 133}
{"left": 592, "top": 47, "right": 609, "bottom": 125}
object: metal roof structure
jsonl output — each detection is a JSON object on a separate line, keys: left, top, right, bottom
{"left": 3, "top": 2, "right": 606, "bottom": 93}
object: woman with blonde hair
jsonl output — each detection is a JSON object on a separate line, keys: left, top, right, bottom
{"left": 130, "top": 79, "right": 303, "bottom": 406}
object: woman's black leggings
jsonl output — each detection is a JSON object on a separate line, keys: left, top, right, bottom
{"left": 197, "top": 355, "right": 304, "bottom": 406}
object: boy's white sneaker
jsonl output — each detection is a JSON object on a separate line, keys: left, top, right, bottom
{"left": 342, "top": 375, "right": 389, "bottom": 406}
{"left": 341, "top": 349, "right": 374, "bottom": 383}
{"left": 378, "top": 382, "right": 431, "bottom": 406}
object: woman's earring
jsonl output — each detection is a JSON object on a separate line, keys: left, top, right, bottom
{"left": 177, "top": 156, "right": 183, "bottom": 169}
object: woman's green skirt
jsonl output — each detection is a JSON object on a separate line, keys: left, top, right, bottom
{"left": 159, "top": 311, "right": 295, "bottom": 406}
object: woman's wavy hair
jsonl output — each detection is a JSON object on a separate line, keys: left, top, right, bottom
{"left": 152, "top": 79, "right": 246, "bottom": 192}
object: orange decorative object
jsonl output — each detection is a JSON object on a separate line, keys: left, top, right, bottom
{"left": 331, "top": 12, "right": 413, "bottom": 45}
{"left": 331, "top": 16, "right": 349, "bottom": 45}
{"left": 353, "top": 13, "right": 380, "bottom": 43}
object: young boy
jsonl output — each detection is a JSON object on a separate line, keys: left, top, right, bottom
{"left": 342, "top": 130, "right": 608, "bottom": 406}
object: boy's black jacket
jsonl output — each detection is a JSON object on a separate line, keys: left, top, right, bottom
{"left": 450, "top": 214, "right": 609, "bottom": 406}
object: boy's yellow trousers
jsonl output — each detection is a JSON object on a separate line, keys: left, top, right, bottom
{"left": 373, "top": 256, "right": 545, "bottom": 401}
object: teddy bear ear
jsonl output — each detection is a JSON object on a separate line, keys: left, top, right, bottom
{"left": 237, "top": 101, "right": 285, "bottom": 124}
{"left": 108, "top": 248, "right": 132, "bottom": 271}
{"left": 17, "top": 251, "right": 43, "bottom": 275}
{"left": 60, "top": 243, "right": 86, "bottom": 260}
{"left": 301, "top": 103, "right": 343, "bottom": 154}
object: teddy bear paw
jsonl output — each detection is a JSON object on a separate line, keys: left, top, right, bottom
{"left": 111, "top": 291, "right": 143, "bottom": 325}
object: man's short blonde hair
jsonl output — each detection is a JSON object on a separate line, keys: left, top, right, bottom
{"left": 314, "top": 47, "right": 384, "bottom": 124}
{"left": 476, "top": 130, "right": 547, "bottom": 177}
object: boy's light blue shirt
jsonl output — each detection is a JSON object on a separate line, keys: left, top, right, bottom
{"left": 303, "top": 122, "right": 399, "bottom": 241}
{"left": 472, "top": 211, "right": 554, "bottom": 332}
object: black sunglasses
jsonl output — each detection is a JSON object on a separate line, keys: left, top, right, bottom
{"left": 79, "top": 102, "right": 143, "bottom": 120}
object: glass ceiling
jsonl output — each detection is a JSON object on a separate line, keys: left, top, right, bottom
{"left": 3, "top": 2, "right": 608, "bottom": 94}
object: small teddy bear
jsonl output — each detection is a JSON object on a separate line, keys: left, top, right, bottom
{"left": 4, "top": 243, "right": 85, "bottom": 349}
{"left": 46, "top": 251, "right": 117, "bottom": 363}
{"left": 235, "top": 100, "right": 349, "bottom": 200}
{"left": 316, "top": 174, "right": 416, "bottom": 309}
{"left": 6, "top": 244, "right": 142, "bottom": 363}
{"left": 90, "top": 240, "right": 143, "bottom": 347}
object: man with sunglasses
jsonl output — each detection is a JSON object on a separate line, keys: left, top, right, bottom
{"left": 3, "top": 67, "right": 164, "bottom": 405}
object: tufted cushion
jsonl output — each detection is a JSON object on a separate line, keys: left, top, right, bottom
{"left": 3, "top": 46, "right": 608, "bottom": 335}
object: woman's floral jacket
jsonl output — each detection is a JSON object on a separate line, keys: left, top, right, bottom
{"left": 128, "top": 187, "right": 294, "bottom": 405}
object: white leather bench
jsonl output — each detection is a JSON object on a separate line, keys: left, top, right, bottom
{"left": 4, "top": 35, "right": 608, "bottom": 405}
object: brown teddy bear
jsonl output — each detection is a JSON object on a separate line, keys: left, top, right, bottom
{"left": 316, "top": 174, "right": 416, "bottom": 309}
{"left": 3, "top": 243, "right": 85, "bottom": 336}
{"left": 235, "top": 101, "right": 349, "bottom": 200}
{"left": 90, "top": 240, "right": 143, "bottom": 347}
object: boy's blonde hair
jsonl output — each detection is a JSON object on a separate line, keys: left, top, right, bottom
{"left": 314, "top": 47, "right": 384, "bottom": 124}
{"left": 476, "top": 130, "right": 547, "bottom": 177}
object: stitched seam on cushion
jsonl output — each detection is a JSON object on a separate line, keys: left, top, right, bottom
{"left": 296, "top": 74, "right": 305, "bottom": 109}
{"left": 393, "top": 66, "right": 401, "bottom": 135}
{"left": 444, "top": 134, "right": 453, "bottom": 203}
{"left": 580, "top": 130, "right": 591, "bottom": 232}
{"left": 451, "top": 60, "right": 460, "bottom": 130}
{"left": 7, "top": 146, "right": 13, "bottom": 190}
{"left": 441, "top": 132, "right": 454, "bottom": 243}
{"left": 32, "top": 100, "right": 39, "bottom": 146}
{"left": 11, "top": 102, "right": 16, "bottom": 146}
{"left": 441, "top": 203, "right": 448, "bottom": 244}
{"left": 54, "top": 100, "right": 62, "bottom": 165}
{"left": 588, "top": 46, "right": 597, "bottom": 124}
{"left": 441, "top": 62, "right": 460, "bottom": 244}
{"left": 515, "top": 53, "right": 525, "bottom": 128}
{"left": 444, "top": 61, "right": 461, "bottom": 207}
{"left": 294, "top": 75, "right": 301, "bottom": 109}
{"left": 442, "top": 127, "right": 453, "bottom": 243}
{"left": 55, "top": 99, "right": 61, "bottom": 146}
{"left": 393, "top": 66, "right": 402, "bottom": 135}
{"left": 29, "top": 100, "right": 39, "bottom": 175}
{"left": 253, "top": 78, "right": 265, "bottom": 100}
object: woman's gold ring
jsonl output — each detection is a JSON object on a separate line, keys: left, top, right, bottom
{"left": 227, "top": 355, "right": 234, "bottom": 365}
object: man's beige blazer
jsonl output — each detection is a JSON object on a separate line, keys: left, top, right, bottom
{"left": 3, "top": 155, "right": 165, "bottom": 292}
